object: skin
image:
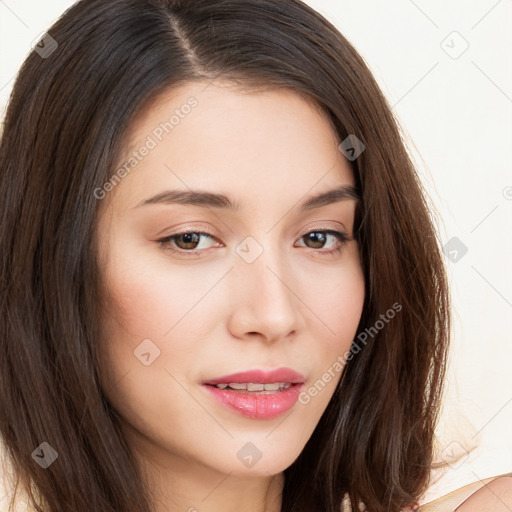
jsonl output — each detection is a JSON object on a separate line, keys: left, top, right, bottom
{"left": 95, "top": 81, "right": 365, "bottom": 512}
{"left": 456, "top": 477, "right": 512, "bottom": 511}
{"left": 415, "top": 476, "right": 512, "bottom": 511}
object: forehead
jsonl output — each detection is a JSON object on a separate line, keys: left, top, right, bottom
{"left": 104, "top": 80, "right": 355, "bottom": 213}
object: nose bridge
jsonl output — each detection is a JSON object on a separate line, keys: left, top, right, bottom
{"left": 236, "top": 233, "right": 290, "bottom": 297}
{"left": 229, "top": 232, "right": 301, "bottom": 340}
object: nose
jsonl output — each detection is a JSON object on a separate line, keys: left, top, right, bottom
{"left": 226, "top": 245, "right": 304, "bottom": 344}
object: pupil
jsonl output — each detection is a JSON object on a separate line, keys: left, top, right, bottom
{"left": 307, "top": 232, "right": 325, "bottom": 248}
{"left": 180, "top": 233, "right": 199, "bottom": 248}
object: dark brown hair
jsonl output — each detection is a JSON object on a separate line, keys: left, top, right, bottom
{"left": 0, "top": 1, "right": 450, "bottom": 510}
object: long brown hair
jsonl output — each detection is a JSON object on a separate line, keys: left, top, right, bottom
{"left": 0, "top": 1, "right": 450, "bottom": 510}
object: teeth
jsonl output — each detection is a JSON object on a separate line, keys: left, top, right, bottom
{"left": 262, "top": 383, "right": 282, "bottom": 391}
{"left": 228, "top": 383, "right": 249, "bottom": 390}
{"left": 247, "top": 383, "right": 265, "bottom": 391}
{"left": 213, "top": 382, "right": 292, "bottom": 391}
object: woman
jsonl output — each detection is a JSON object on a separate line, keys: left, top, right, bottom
{"left": 0, "top": 1, "right": 510, "bottom": 511}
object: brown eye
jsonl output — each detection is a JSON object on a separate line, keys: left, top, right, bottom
{"left": 303, "top": 231, "right": 328, "bottom": 249}
{"left": 157, "top": 231, "right": 218, "bottom": 254}
{"left": 297, "top": 230, "right": 350, "bottom": 254}
{"left": 173, "top": 232, "right": 202, "bottom": 250}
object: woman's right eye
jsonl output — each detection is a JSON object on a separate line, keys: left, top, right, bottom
{"left": 157, "top": 231, "right": 219, "bottom": 255}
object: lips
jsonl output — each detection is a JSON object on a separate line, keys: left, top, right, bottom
{"left": 201, "top": 367, "right": 306, "bottom": 420}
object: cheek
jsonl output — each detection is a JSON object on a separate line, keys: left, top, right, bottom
{"left": 321, "top": 272, "right": 365, "bottom": 330}
{"left": 298, "top": 248, "right": 365, "bottom": 345}
{"left": 100, "top": 241, "right": 212, "bottom": 339}
{"left": 293, "top": 259, "right": 365, "bottom": 412}
{"left": 292, "top": 248, "right": 365, "bottom": 400}
{"left": 97, "top": 255, "right": 213, "bottom": 439}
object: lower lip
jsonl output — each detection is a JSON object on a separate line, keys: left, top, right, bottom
{"left": 202, "top": 383, "right": 304, "bottom": 420}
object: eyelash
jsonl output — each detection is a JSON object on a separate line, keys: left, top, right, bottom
{"left": 156, "top": 229, "right": 351, "bottom": 257}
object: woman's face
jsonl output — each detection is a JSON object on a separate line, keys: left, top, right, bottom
{"left": 96, "top": 81, "right": 365, "bottom": 481}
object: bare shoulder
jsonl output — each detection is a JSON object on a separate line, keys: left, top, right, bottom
{"left": 417, "top": 474, "right": 512, "bottom": 511}
{"left": 455, "top": 476, "right": 512, "bottom": 511}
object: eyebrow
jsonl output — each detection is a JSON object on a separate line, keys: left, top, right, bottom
{"left": 133, "top": 184, "right": 361, "bottom": 212}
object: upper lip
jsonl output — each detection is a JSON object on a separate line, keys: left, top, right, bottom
{"left": 202, "top": 367, "right": 306, "bottom": 385}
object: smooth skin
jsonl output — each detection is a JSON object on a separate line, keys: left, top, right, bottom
{"left": 95, "top": 81, "right": 365, "bottom": 512}
{"left": 414, "top": 475, "right": 512, "bottom": 511}
{"left": 456, "top": 476, "right": 512, "bottom": 511}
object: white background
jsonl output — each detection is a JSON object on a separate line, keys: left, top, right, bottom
{"left": 1, "top": 0, "right": 511, "bottom": 504}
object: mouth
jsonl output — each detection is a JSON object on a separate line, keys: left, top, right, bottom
{"left": 201, "top": 367, "right": 306, "bottom": 419}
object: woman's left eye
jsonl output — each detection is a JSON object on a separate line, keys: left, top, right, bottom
{"left": 156, "top": 229, "right": 350, "bottom": 256}
{"left": 296, "top": 230, "right": 350, "bottom": 254}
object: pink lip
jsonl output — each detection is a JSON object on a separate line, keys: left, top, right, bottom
{"left": 201, "top": 367, "right": 306, "bottom": 386}
{"left": 201, "top": 367, "right": 306, "bottom": 420}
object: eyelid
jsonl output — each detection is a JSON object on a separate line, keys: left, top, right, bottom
{"left": 153, "top": 222, "right": 214, "bottom": 239}
{"left": 299, "top": 222, "right": 350, "bottom": 237}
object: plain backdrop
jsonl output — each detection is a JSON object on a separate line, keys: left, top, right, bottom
{"left": 1, "top": 0, "right": 511, "bottom": 504}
